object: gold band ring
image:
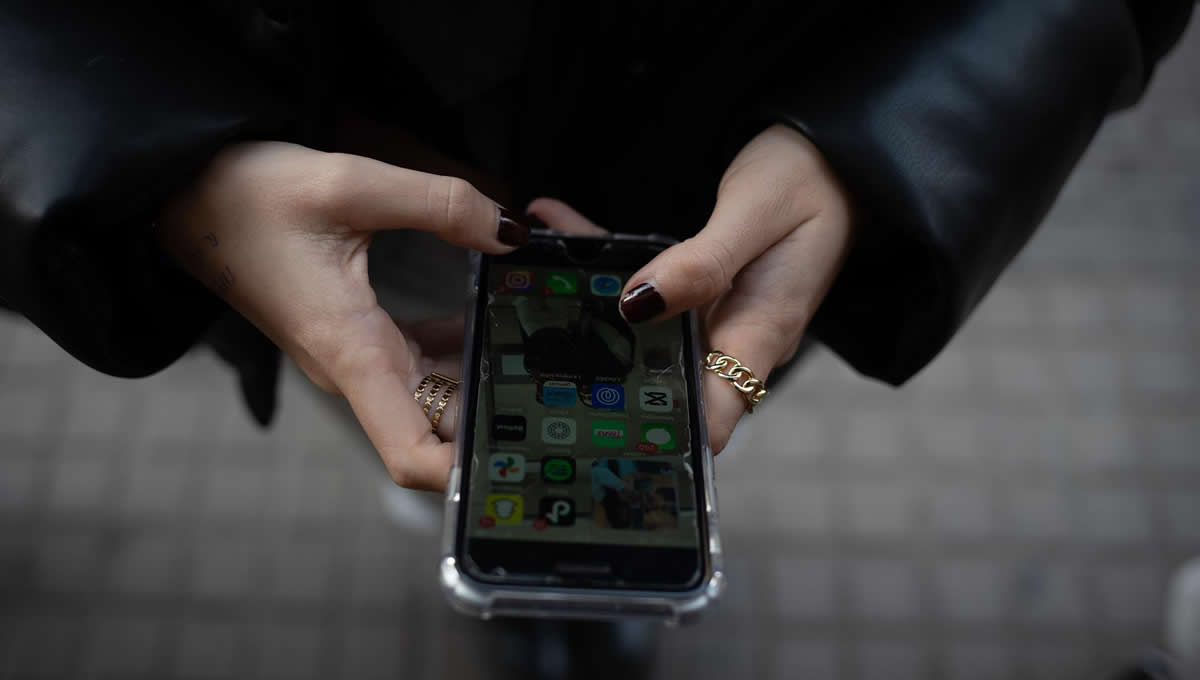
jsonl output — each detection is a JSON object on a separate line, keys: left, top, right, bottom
{"left": 703, "top": 350, "right": 768, "bottom": 413}
{"left": 413, "top": 372, "right": 461, "bottom": 433}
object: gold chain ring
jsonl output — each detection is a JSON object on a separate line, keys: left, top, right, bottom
{"left": 703, "top": 350, "right": 768, "bottom": 412}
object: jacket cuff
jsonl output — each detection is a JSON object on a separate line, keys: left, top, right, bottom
{"left": 751, "top": 0, "right": 1160, "bottom": 385}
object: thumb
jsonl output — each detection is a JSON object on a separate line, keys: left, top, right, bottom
{"left": 617, "top": 183, "right": 799, "bottom": 324}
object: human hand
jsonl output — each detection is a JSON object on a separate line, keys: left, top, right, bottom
{"left": 157, "top": 141, "right": 533, "bottom": 491}
{"left": 528, "top": 124, "right": 854, "bottom": 452}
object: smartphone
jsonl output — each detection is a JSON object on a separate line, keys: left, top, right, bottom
{"left": 439, "top": 232, "right": 724, "bottom": 623}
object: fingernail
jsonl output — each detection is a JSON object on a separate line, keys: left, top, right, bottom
{"left": 497, "top": 207, "right": 532, "bottom": 247}
{"left": 619, "top": 282, "right": 665, "bottom": 323}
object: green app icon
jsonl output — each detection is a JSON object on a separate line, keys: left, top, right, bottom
{"left": 541, "top": 456, "right": 576, "bottom": 484}
{"left": 591, "top": 419, "right": 626, "bottom": 447}
{"left": 640, "top": 422, "right": 676, "bottom": 451}
{"left": 545, "top": 271, "right": 578, "bottom": 295}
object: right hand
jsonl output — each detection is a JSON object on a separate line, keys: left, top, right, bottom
{"left": 157, "top": 141, "right": 532, "bottom": 491}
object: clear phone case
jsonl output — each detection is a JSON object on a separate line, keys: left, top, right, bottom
{"left": 439, "top": 232, "right": 724, "bottom": 625}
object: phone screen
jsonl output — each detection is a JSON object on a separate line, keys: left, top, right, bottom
{"left": 457, "top": 237, "right": 706, "bottom": 589}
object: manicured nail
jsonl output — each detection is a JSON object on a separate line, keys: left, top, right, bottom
{"left": 619, "top": 282, "right": 665, "bottom": 323}
{"left": 497, "top": 207, "right": 532, "bottom": 246}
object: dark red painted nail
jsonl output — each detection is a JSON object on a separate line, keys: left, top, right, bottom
{"left": 619, "top": 282, "right": 665, "bottom": 323}
{"left": 497, "top": 207, "right": 532, "bottom": 247}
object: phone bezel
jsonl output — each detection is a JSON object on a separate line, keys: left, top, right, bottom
{"left": 454, "top": 234, "right": 710, "bottom": 591}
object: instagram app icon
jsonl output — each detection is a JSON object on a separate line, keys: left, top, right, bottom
{"left": 504, "top": 270, "right": 533, "bottom": 290}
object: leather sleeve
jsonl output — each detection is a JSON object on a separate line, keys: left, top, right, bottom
{"left": 0, "top": 2, "right": 300, "bottom": 377}
{"left": 765, "top": 0, "right": 1193, "bottom": 385}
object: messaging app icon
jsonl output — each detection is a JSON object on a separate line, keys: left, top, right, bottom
{"left": 638, "top": 422, "right": 676, "bottom": 453}
{"left": 484, "top": 494, "right": 524, "bottom": 525}
{"left": 545, "top": 271, "right": 578, "bottom": 295}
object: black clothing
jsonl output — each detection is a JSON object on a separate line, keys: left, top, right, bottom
{"left": 0, "top": 1, "right": 1191, "bottom": 422}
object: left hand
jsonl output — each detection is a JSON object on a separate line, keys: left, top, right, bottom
{"left": 528, "top": 124, "right": 854, "bottom": 452}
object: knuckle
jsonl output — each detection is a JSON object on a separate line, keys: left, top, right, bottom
{"left": 677, "top": 239, "right": 736, "bottom": 301}
{"left": 303, "top": 152, "right": 360, "bottom": 212}
{"left": 328, "top": 342, "right": 393, "bottom": 384}
{"left": 428, "top": 175, "right": 481, "bottom": 237}
{"left": 384, "top": 457, "right": 417, "bottom": 488}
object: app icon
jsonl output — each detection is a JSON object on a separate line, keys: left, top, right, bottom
{"left": 539, "top": 497, "right": 576, "bottom": 527}
{"left": 541, "top": 417, "right": 577, "bottom": 445}
{"left": 591, "top": 383, "right": 625, "bottom": 409}
{"left": 591, "top": 419, "right": 626, "bottom": 447}
{"left": 638, "top": 385, "right": 674, "bottom": 413}
{"left": 492, "top": 415, "right": 527, "bottom": 441}
{"left": 638, "top": 422, "right": 676, "bottom": 452}
{"left": 542, "top": 380, "right": 577, "bottom": 408}
{"left": 545, "top": 271, "right": 578, "bottom": 295}
{"left": 540, "top": 456, "right": 576, "bottom": 484}
{"left": 488, "top": 453, "right": 526, "bottom": 482}
{"left": 484, "top": 494, "right": 524, "bottom": 525}
{"left": 590, "top": 274, "right": 622, "bottom": 296}
{"left": 504, "top": 270, "right": 533, "bottom": 291}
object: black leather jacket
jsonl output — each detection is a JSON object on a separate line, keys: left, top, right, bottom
{"left": 0, "top": 1, "right": 1192, "bottom": 423}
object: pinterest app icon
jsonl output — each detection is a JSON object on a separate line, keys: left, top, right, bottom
{"left": 504, "top": 270, "right": 533, "bottom": 291}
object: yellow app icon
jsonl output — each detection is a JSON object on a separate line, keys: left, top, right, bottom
{"left": 485, "top": 494, "right": 524, "bottom": 525}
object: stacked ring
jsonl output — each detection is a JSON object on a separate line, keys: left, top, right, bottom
{"left": 413, "top": 372, "right": 461, "bottom": 434}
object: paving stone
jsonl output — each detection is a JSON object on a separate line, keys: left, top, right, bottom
{"left": 339, "top": 623, "right": 410, "bottom": 680}
{"left": 847, "top": 559, "right": 921, "bottom": 620}
{"left": 844, "top": 483, "right": 915, "bottom": 538}
{"left": 935, "top": 560, "right": 1006, "bottom": 623}
{"left": 175, "top": 618, "right": 241, "bottom": 680}
{"left": 255, "top": 621, "right": 325, "bottom": 680}
{"left": 943, "top": 642, "right": 1011, "bottom": 680}
{"left": 189, "top": 538, "right": 257, "bottom": 600}
{"left": 1082, "top": 488, "right": 1153, "bottom": 545}
{"left": 856, "top": 639, "right": 927, "bottom": 680}
{"left": 771, "top": 638, "right": 839, "bottom": 680}
{"left": 107, "top": 532, "right": 179, "bottom": 596}
{"left": 1095, "top": 563, "right": 1164, "bottom": 626}
{"left": 771, "top": 556, "right": 836, "bottom": 620}
{"left": 82, "top": 613, "right": 162, "bottom": 677}
{"left": 928, "top": 484, "right": 994, "bottom": 538}
{"left": 1002, "top": 487, "right": 1075, "bottom": 540}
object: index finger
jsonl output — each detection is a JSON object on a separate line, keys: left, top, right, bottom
{"left": 318, "top": 153, "right": 533, "bottom": 252}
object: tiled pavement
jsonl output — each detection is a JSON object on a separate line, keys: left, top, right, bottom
{"left": 1, "top": 16, "right": 1198, "bottom": 680}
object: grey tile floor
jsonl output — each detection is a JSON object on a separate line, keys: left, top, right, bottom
{"left": 2, "top": 16, "right": 1199, "bottom": 680}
